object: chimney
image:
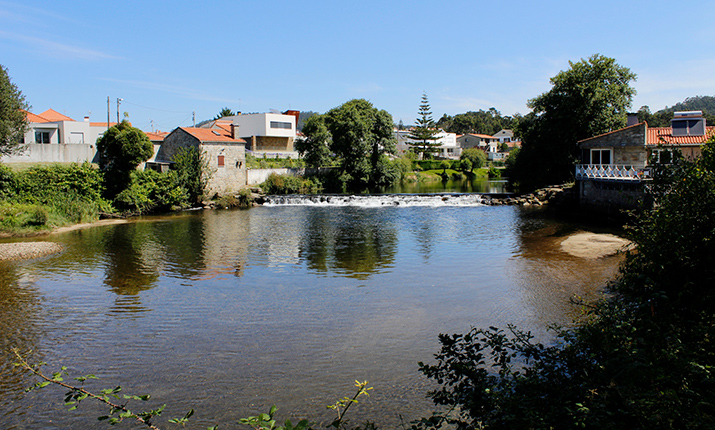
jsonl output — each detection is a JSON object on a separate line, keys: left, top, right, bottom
{"left": 84, "top": 116, "right": 90, "bottom": 122}
{"left": 231, "top": 123, "right": 238, "bottom": 139}
{"left": 626, "top": 113, "right": 638, "bottom": 126}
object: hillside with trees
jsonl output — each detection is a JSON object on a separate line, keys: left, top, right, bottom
{"left": 436, "top": 108, "right": 518, "bottom": 136}
{"left": 637, "top": 95, "right": 715, "bottom": 127}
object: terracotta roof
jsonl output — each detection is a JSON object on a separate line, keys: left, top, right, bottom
{"left": 646, "top": 126, "right": 715, "bottom": 146}
{"left": 145, "top": 131, "right": 169, "bottom": 141}
{"left": 179, "top": 127, "right": 245, "bottom": 143}
{"left": 90, "top": 122, "right": 118, "bottom": 128}
{"left": 24, "top": 110, "right": 50, "bottom": 123}
{"left": 461, "top": 133, "right": 495, "bottom": 140}
{"left": 38, "top": 109, "right": 75, "bottom": 122}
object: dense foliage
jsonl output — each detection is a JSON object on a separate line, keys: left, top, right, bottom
{"left": 459, "top": 148, "right": 487, "bottom": 172}
{"left": 509, "top": 54, "right": 636, "bottom": 191}
{"left": 417, "top": 139, "right": 715, "bottom": 429}
{"left": 0, "top": 163, "right": 111, "bottom": 231}
{"left": 97, "top": 120, "right": 154, "bottom": 197}
{"left": 0, "top": 64, "right": 29, "bottom": 155}
{"left": 298, "top": 99, "right": 399, "bottom": 192}
{"left": 436, "top": 108, "right": 517, "bottom": 136}
{"left": 637, "top": 96, "right": 715, "bottom": 127}
{"left": 407, "top": 93, "right": 441, "bottom": 158}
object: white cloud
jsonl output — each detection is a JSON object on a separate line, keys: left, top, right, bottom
{"left": 0, "top": 30, "right": 120, "bottom": 61}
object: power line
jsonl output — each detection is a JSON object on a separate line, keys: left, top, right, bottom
{"left": 121, "top": 99, "right": 192, "bottom": 114}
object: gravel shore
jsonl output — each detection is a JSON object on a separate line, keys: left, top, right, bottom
{"left": 0, "top": 241, "right": 64, "bottom": 261}
{"left": 561, "top": 232, "right": 632, "bottom": 259}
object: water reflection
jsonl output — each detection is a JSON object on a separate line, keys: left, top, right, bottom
{"left": 381, "top": 178, "right": 507, "bottom": 194}
{"left": 0, "top": 205, "right": 627, "bottom": 429}
{"left": 509, "top": 210, "right": 624, "bottom": 329}
{"left": 302, "top": 208, "right": 397, "bottom": 279}
{"left": 0, "top": 263, "right": 43, "bottom": 424}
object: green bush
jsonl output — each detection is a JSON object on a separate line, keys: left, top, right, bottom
{"left": 0, "top": 203, "right": 50, "bottom": 230}
{"left": 261, "top": 173, "right": 321, "bottom": 194}
{"left": 487, "top": 166, "right": 501, "bottom": 179}
{"left": 114, "top": 170, "right": 188, "bottom": 213}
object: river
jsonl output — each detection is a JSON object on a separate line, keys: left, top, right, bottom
{"left": 0, "top": 197, "right": 624, "bottom": 429}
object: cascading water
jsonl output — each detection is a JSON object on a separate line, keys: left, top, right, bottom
{"left": 263, "top": 193, "right": 486, "bottom": 207}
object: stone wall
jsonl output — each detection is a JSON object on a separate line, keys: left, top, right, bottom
{"left": 577, "top": 180, "right": 644, "bottom": 214}
{"left": 580, "top": 122, "right": 648, "bottom": 168}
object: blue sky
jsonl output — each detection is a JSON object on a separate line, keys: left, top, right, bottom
{"left": 2, "top": 0, "right": 714, "bottom": 132}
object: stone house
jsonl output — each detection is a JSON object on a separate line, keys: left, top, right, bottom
{"left": 155, "top": 126, "right": 247, "bottom": 197}
{"left": 575, "top": 111, "right": 715, "bottom": 212}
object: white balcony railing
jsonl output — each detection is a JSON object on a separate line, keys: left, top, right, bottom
{"left": 575, "top": 164, "right": 649, "bottom": 181}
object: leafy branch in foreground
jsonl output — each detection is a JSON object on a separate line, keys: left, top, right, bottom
{"left": 13, "top": 347, "right": 374, "bottom": 430}
{"left": 12, "top": 347, "right": 191, "bottom": 429}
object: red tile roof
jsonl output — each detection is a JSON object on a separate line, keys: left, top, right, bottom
{"left": 145, "top": 131, "right": 169, "bottom": 142}
{"left": 180, "top": 127, "right": 245, "bottom": 143}
{"left": 38, "top": 109, "right": 75, "bottom": 122}
{"left": 90, "top": 122, "right": 119, "bottom": 128}
{"left": 24, "top": 110, "right": 50, "bottom": 123}
{"left": 646, "top": 126, "right": 715, "bottom": 146}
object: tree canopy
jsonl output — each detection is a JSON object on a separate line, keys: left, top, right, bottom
{"left": 419, "top": 139, "right": 715, "bottom": 429}
{"left": 214, "top": 107, "right": 236, "bottom": 119}
{"left": 298, "top": 99, "right": 397, "bottom": 191}
{"left": 407, "top": 93, "right": 441, "bottom": 159}
{"left": 97, "top": 120, "right": 154, "bottom": 197}
{"left": 509, "top": 54, "right": 636, "bottom": 191}
{"left": 437, "top": 108, "right": 517, "bottom": 136}
{"left": 0, "top": 65, "right": 30, "bottom": 155}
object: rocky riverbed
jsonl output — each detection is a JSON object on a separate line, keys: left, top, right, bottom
{"left": 0, "top": 241, "right": 64, "bottom": 261}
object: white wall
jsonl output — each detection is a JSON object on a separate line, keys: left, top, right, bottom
{"left": 1, "top": 143, "right": 97, "bottom": 163}
{"left": 231, "top": 113, "right": 296, "bottom": 138}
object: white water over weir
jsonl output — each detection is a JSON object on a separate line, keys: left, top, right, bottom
{"left": 263, "top": 193, "right": 487, "bottom": 207}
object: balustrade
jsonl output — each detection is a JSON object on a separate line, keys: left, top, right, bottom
{"left": 575, "top": 164, "right": 649, "bottom": 181}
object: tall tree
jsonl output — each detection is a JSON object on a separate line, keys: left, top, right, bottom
{"left": 408, "top": 93, "right": 441, "bottom": 159}
{"left": 97, "top": 120, "right": 154, "bottom": 197}
{"left": 0, "top": 65, "right": 30, "bottom": 155}
{"left": 510, "top": 54, "right": 636, "bottom": 191}
{"left": 300, "top": 99, "right": 397, "bottom": 190}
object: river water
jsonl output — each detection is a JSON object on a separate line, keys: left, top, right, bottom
{"left": 0, "top": 197, "right": 624, "bottom": 429}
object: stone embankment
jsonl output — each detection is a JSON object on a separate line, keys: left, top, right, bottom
{"left": 482, "top": 185, "right": 574, "bottom": 207}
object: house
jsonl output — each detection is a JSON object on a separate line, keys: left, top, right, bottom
{"left": 155, "top": 126, "right": 246, "bottom": 197}
{"left": 219, "top": 111, "right": 299, "bottom": 158}
{"left": 492, "top": 129, "right": 514, "bottom": 143}
{"left": 575, "top": 111, "right": 715, "bottom": 212}
{"left": 2, "top": 109, "right": 116, "bottom": 164}
{"left": 457, "top": 133, "right": 498, "bottom": 153}
{"left": 394, "top": 129, "right": 460, "bottom": 159}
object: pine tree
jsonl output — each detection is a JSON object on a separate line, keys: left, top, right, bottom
{"left": 407, "top": 93, "right": 441, "bottom": 159}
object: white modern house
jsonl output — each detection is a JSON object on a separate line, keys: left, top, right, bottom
{"left": 395, "top": 129, "right": 460, "bottom": 159}
{"left": 2, "top": 109, "right": 116, "bottom": 164}
{"left": 221, "top": 111, "right": 299, "bottom": 158}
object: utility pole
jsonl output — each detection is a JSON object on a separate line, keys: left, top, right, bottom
{"left": 107, "top": 96, "right": 110, "bottom": 131}
{"left": 192, "top": 111, "right": 196, "bottom": 127}
{"left": 117, "top": 98, "right": 123, "bottom": 124}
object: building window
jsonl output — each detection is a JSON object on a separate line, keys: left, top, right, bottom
{"left": 590, "top": 148, "right": 612, "bottom": 165}
{"left": 35, "top": 131, "right": 51, "bottom": 144}
{"left": 218, "top": 155, "right": 225, "bottom": 167}
{"left": 269, "top": 121, "right": 292, "bottom": 129}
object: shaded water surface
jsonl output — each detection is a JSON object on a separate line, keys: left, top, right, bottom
{"left": 0, "top": 204, "right": 623, "bottom": 429}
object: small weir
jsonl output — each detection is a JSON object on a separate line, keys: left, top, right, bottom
{"left": 263, "top": 193, "right": 487, "bottom": 207}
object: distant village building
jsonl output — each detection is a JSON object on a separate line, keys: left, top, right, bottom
{"left": 2, "top": 109, "right": 116, "bottom": 164}
{"left": 492, "top": 129, "right": 514, "bottom": 143}
{"left": 155, "top": 126, "right": 246, "bottom": 197}
{"left": 394, "top": 129, "right": 460, "bottom": 159}
{"left": 576, "top": 111, "right": 715, "bottom": 213}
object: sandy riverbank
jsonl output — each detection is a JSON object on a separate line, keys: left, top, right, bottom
{"left": 0, "top": 219, "right": 129, "bottom": 261}
{"left": 561, "top": 232, "right": 632, "bottom": 259}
